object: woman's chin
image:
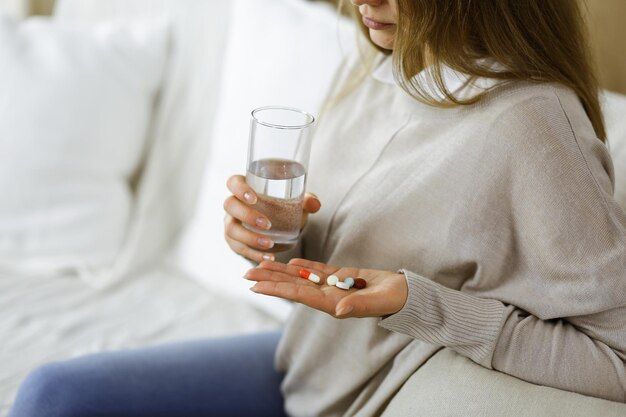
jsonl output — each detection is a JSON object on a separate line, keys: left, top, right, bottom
{"left": 369, "top": 30, "right": 395, "bottom": 50}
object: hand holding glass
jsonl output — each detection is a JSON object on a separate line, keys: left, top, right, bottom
{"left": 244, "top": 106, "right": 315, "bottom": 249}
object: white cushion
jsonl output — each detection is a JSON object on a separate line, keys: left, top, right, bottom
{"left": 0, "top": 15, "right": 169, "bottom": 274}
{"left": 603, "top": 91, "right": 626, "bottom": 211}
{"left": 54, "top": 0, "right": 231, "bottom": 287}
{"left": 382, "top": 348, "right": 626, "bottom": 417}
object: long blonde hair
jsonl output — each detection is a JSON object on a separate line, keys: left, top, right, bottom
{"left": 342, "top": 0, "right": 606, "bottom": 141}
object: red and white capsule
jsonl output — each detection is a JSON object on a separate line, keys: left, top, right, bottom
{"left": 299, "top": 268, "right": 321, "bottom": 284}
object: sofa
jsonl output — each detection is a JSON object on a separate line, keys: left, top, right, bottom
{"left": 1, "top": 0, "right": 625, "bottom": 415}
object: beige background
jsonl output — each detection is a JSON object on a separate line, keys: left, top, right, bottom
{"left": 585, "top": 0, "right": 626, "bottom": 94}
{"left": 29, "top": 0, "right": 52, "bottom": 15}
{"left": 22, "top": 0, "right": 626, "bottom": 95}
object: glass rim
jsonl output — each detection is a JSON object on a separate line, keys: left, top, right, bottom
{"left": 251, "top": 105, "right": 315, "bottom": 130}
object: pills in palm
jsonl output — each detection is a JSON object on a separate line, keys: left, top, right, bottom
{"left": 299, "top": 268, "right": 321, "bottom": 284}
{"left": 326, "top": 275, "right": 366, "bottom": 291}
{"left": 336, "top": 281, "right": 351, "bottom": 290}
{"left": 327, "top": 275, "right": 339, "bottom": 286}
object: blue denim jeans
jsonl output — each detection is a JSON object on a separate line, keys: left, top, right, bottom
{"left": 8, "top": 331, "right": 286, "bottom": 417}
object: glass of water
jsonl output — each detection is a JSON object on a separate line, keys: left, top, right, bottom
{"left": 245, "top": 106, "right": 315, "bottom": 250}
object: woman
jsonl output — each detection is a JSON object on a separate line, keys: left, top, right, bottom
{"left": 227, "top": 0, "right": 626, "bottom": 414}
{"left": 9, "top": 0, "right": 626, "bottom": 416}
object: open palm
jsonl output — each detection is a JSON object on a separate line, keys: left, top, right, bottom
{"left": 245, "top": 258, "right": 408, "bottom": 318}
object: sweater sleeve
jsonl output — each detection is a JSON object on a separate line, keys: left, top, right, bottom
{"left": 379, "top": 271, "right": 626, "bottom": 402}
{"left": 380, "top": 89, "right": 626, "bottom": 402}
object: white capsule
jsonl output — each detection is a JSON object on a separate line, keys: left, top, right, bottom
{"left": 308, "top": 273, "right": 321, "bottom": 284}
{"left": 327, "top": 275, "right": 339, "bottom": 286}
{"left": 336, "top": 281, "right": 351, "bottom": 290}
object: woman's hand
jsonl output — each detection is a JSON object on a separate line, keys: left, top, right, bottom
{"left": 245, "top": 258, "right": 408, "bottom": 318}
{"left": 224, "top": 175, "right": 321, "bottom": 263}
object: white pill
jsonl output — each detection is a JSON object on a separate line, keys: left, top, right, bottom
{"left": 308, "top": 273, "right": 321, "bottom": 284}
{"left": 344, "top": 277, "right": 355, "bottom": 288}
{"left": 327, "top": 275, "right": 339, "bottom": 286}
{"left": 336, "top": 281, "right": 351, "bottom": 290}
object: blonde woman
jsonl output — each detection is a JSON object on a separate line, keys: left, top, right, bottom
{"left": 9, "top": 0, "right": 626, "bottom": 416}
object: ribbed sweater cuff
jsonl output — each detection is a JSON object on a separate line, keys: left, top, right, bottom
{"left": 379, "top": 269, "right": 508, "bottom": 368}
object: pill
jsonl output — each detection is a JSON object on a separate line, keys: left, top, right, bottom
{"left": 354, "top": 278, "right": 367, "bottom": 289}
{"left": 327, "top": 275, "right": 339, "bottom": 286}
{"left": 298, "top": 268, "right": 320, "bottom": 284}
{"left": 336, "top": 281, "right": 351, "bottom": 290}
{"left": 308, "top": 274, "right": 321, "bottom": 284}
{"left": 344, "top": 277, "right": 355, "bottom": 288}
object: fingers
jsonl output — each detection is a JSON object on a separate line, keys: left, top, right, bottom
{"left": 224, "top": 175, "right": 274, "bottom": 263}
{"left": 287, "top": 258, "right": 339, "bottom": 276}
{"left": 299, "top": 193, "right": 320, "bottom": 230}
{"left": 224, "top": 214, "right": 274, "bottom": 250}
{"left": 226, "top": 175, "right": 257, "bottom": 205}
{"left": 223, "top": 196, "right": 271, "bottom": 230}
{"left": 257, "top": 260, "right": 303, "bottom": 275}
{"left": 335, "top": 292, "right": 400, "bottom": 318}
{"left": 248, "top": 261, "right": 322, "bottom": 285}
{"left": 245, "top": 265, "right": 306, "bottom": 286}
{"left": 225, "top": 234, "right": 275, "bottom": 263}
{"left": 303, "top": 192, "right": 321, "bottom": 214}
{"left": 224, "top": 214, "right": 275, "bottom": 263}
{"left": 260, "top": 260, "right": 335, "bottom": 287}
{"left": 251, "top": 280, "right": 319, "bottom": 302}
{"left": 335, "top": 291, "right": 381, "bottom": 318}
{"left": 250, "top": 280, "right": 338, "bottom": 315}
{"left": 248, "top": 263, "right": 326, "bottom": 301}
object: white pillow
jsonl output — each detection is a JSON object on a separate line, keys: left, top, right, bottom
{"left": 53, "top": 0, "right": 231, "bottom": 288}
{"left": 0, "top": 15, "right": 169, "bottom": 274}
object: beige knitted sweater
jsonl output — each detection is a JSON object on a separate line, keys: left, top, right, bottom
{"left": 275, "top": 54, "right": 626, "bottom": 417}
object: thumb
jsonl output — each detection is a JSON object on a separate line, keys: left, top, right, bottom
{"left": 303, "top": 192, "right": 321, "bottom": 214}
{"left": 335, "top": 293, "right": 371, "bottom": 318}
{"left": 335, "top": 286, "right": 403, "bottom": 319}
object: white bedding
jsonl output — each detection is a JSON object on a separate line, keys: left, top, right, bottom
{"left": 0, "top": 266, "right": 281, "bottom": 415}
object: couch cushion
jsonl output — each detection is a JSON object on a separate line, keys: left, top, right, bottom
{"left": 0, "top": 14, "right": 168, "bottom": 275}
{"left": 382, "top": 348, "right": 626, "bottom": 417}
{"left": 54, "top": 0, "right": 231, "bottom": 287}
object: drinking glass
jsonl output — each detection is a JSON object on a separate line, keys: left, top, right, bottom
{"left": 244, "top": 106, "right": 315, "bottom": 249}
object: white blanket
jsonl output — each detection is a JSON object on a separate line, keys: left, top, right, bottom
{"left": 0, "top": 267, "right": 281, "bottom": 415}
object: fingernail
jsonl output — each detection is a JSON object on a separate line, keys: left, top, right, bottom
{"left": 244, "top": 191, "right": 257, "bottom": 204}
{"left": 335, "top": 305, "right": 354, "bottom": 317}
{"left": 258, "top": 238, "right": 274, "bottom": 248}
{"left": 250, "top": 285, "right": 259, "bottom": 292}
{"left": 256, "top": 217, "right": 271, "bottom": 229}
{"left": 262, "top": 254, "right": 275, "bottom": 261}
